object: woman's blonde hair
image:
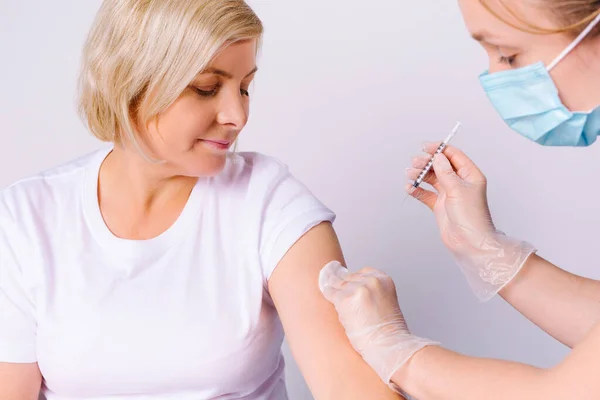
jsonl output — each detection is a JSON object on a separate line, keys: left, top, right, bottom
{"left": 480, "top": 0, "right": 600, "bottom": 37}
{"left": 77, "top": 0, "right": 263, "bottom": 149}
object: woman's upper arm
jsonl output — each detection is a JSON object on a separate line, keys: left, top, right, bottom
{"left": 0, "top": 200, "right": 42, "bottom": 398}
{"left": 0, "top": 362, "right": 42, "bottom": 399}
{"left": 551, "top": 321, "right": 600, "bottom": 398}
{"left": 268, "top": 222, "right": 403, "bottom": 400}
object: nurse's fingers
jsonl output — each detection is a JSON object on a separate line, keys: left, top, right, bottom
{"left": 411, "top": 154, "right": 431, "bottom": 170}
{"left": 431, "top": 153, "right": 462, "bottom": 196}
{"left": 320, "top": 274, "right": 366, "bottom": 305}
{"left": 422, "top": 143, "right": 486, "bottom": 183}
{"left": 356, "top": 266, "right": 384, "bottom": 276}
{"left": 405, "top": 183, "right": 437, "bottom": 211}
{"left": 405, "top": 167, "right": 442, "bottom": 193}
{"left": 408, "top": 153, "right": 443, "bottom": 193}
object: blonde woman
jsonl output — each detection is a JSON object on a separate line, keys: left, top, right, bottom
{"left": 0, "top": 1, "right": 402, "bottom": 399}
{"left": 321, "top": 0, "right": 600, "bottom": 398}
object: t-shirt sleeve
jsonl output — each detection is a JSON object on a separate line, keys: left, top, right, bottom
{"left": 0, "top": 202, "right": 37, "bottom": 363}
{"left": 258, "top": 161, "right": 336, "bottom": 280}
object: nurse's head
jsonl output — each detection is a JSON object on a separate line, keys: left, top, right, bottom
{"left": 77, "top": 0, "right": 263, "bottom": 178}
{"left": 458, "top": 0, "right": 600, "bottom": 113}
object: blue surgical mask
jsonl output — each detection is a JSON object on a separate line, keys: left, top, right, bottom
{"left": 479, "top": 12, "right": 600, "bottom": 147}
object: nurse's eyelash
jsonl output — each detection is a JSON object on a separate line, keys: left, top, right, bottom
{"left": 498, "top": 55, "right": 517, "bottom": 66}
{"left": 497, "top": 47, "right": 517, "bottom": 66}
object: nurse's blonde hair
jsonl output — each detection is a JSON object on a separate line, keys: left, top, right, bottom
{"left": 77, "top": 0, "right": 263, "bottom": 147}
{"left": 480, "top": 0, "right": 600, "bottom": 37}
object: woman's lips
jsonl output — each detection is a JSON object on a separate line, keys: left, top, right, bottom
{"left": 198, "top": 139, "right": 232, "bottom": 151}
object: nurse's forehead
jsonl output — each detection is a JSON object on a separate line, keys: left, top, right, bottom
{"left": 459, "top": 0, "right": 514, "bottom": 37}
{"left": 460, "top": 0, "right": 558, "bottom": 37}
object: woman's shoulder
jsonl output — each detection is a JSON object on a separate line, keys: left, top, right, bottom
{"left": 215, "top": 151, "right": 324, "bottom": 211}
{"left": 0, "top": 148, "right": 107, "bottom": 213}
{"left": 217, "top": 151, "right": 292, "bottom": 186}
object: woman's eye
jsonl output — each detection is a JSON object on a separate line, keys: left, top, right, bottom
{"left": 192, "top": 84, "right": 220, "bottom": 98}
{"left": 191, "top": 83, "right": 250, "bottom": 98}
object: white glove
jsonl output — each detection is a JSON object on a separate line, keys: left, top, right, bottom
{"left": 319, "top": 261, "right": 439, "bottom": 393}
{"left": 406, "top": 143, "right": 537, "bottom": 301}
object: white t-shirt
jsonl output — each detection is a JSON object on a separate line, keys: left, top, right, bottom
{"left": 0, "top": 147, "right": 335, "bottom": 400}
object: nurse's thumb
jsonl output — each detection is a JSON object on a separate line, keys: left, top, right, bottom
{"left": 432, "top": 153, "right": 459, "bottom": 192}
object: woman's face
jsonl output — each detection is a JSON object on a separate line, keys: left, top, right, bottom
{"left": 458, "top": 0, "right": 600, "bottom": 111}
{"left": 137, "top": 39, "right": 258, "bottom": 178}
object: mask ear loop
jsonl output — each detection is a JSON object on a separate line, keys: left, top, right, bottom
{"left": 547, "top": 11, "right": 600, "bottom": 71}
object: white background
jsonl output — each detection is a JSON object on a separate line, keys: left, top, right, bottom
{"left": 1, "top": 1, "right": 599, "bottom": 399}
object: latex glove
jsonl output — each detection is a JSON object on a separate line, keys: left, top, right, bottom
{"left": 319, "top": 261, "right": 439, "bottom": 394}
{"left": 406, "top": 143, "right": 536, "bottom": 301}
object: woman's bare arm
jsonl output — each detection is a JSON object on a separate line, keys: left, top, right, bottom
{"left": 0, "top": 362, "right": 42, "bottom": 400}
{"left": 268, "top": 222, "right": 403, "bottom": 400}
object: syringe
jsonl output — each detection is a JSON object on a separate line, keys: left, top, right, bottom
{"left": 404, "top": 122, "right": 461, "bottom": 202}
{"left": 411, "top": 121, "right": 462, "bottom": 190}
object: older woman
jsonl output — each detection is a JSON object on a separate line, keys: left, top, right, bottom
{"left": 0, "top": 1, "right": 401, "bottom": 399}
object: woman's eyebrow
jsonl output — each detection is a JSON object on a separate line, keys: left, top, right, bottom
{"left": 202, "top": 66, "right": 258, "bottom": 79}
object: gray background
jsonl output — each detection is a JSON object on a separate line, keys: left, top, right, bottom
{"left": 1, "top": 1, "right": 598, "bottom": 399}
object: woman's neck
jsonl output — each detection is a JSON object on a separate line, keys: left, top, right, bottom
{"left": 101, "top": 146, "right": 195, "bottom": 205}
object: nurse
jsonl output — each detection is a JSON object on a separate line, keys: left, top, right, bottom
{"left": 320, "top": 1, "right": 600, "bottom": 398}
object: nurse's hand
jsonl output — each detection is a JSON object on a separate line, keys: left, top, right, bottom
{"left": 406, "top": 143, "right": 536, "bottom": 301}
{"left": 319, "top": 261, "right": 439, "bottom": 392}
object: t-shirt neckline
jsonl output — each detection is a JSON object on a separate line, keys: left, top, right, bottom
{"left": 82, "top": 146, "right": 206, "bottom": 258}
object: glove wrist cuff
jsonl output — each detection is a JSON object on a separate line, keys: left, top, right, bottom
{"left": 456, "top": 231, "right": 536, "bottom": 301}
{"left": 358, "top": 333, "right": 439, "bottom": 394}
